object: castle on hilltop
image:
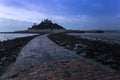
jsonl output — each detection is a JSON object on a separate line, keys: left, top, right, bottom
{"left": 28, "top": 19, "right": 65, "bottom": 32}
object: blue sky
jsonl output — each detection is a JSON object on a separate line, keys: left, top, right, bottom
{"left": 0, "top": 0, "right": 120, "bottom": 31}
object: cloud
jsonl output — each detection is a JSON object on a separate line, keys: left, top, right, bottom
{"left": 0, "top": 18, "right": 33, "bottom": 32}
{"left": 0, "top": 0, "right": 120, "bottom": 31}
{"left": 0, "top": 5, "right": 46, "bottom": 22}
{"left": 0, "top": 3, "right": 89, "bottom": 24}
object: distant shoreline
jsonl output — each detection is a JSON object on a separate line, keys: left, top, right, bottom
{"left": 0, "top": 32, "right": 40, "bottom": 34}
{"left": 0, "top": 29, "right": 104, "bottom": 34}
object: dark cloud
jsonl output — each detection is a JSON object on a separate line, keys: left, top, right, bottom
{"left": 0, "top": 0, "right": 120, "bottom": 30}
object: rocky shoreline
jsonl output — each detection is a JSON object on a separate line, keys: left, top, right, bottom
{"left": 3, "top": 34, "right": 119, "bottom": 80}
{"left": 0, "top": 35, "right": 39, "bottom": 76}
{"left": 48, "top": 32, "right": 120, "bottom": 71}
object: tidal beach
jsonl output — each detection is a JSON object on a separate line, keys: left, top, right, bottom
{"left": 0, "top": 20, "right": 120, "bottom": 80}
{"left": 48, "top": 31, "right": 120, "bottom": 71}
{"left": 0, "top": 33, "right": 40, "bottom": 76}
{"left": 1, "top": 0, "right": 120, "bottom": 79}
{"left": 4, "top": 34, "right": 120, "bottom": 80}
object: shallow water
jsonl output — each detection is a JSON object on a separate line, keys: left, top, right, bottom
{"left": 67, "top": 32, "right": 120, "bottom": 44}
{"left": 0, "top": 33, "right": 37, "bottom": 41}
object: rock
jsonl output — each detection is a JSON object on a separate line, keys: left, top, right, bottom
{"left": 1, "top": 57, "right": 6, "bottom": 61}
{"left": 63, "top": 72, "right": 71, "bottom": 78}
{"left": 75, "top": 44, "right": 79, "bottom": 47}
{"left": 76, "top": 47, "right": 85, "bottom": 55}
{"left": 59, "top": 42, "right": 66, "bottom": 46}
{"left": 56, "top": 41, "right": 61, "bottom": 44}
{"left": 80, "top": 53, "right": 86, "bottom": 57}
{"left": 0, "top": 66, "right": 2, "bottom": 69}
{"left": 111, "top": 64, "right": 119, "bottom": 70}
{"left": 65, "top": 45, "right": 72, "bottom": 50}
{"left": 73, "top": 47, "right": 77, "bottom": 50}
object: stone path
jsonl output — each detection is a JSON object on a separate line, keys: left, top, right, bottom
{"left": 6, "top": 35, "right": 120, "bottom": 80}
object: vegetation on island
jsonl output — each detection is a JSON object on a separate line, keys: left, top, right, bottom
{"left": 29, "top": 19, "right": 65, "bottom": 30}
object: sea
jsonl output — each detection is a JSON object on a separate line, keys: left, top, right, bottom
{"left": 67, "top": 30, "right": 120, "bottom": 44}
{"left": 0, "top": 33, "right": 37, "bottom": 41}
{"left": 0, "top": 30, "right": 120, "bottom": 43}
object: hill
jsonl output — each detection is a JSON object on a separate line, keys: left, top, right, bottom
{"left": 29, "top": 19, "right": 65, "bottom": 30}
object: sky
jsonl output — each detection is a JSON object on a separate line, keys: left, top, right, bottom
{"left": 0, "top": 0, "right": 120, "bottom": 31}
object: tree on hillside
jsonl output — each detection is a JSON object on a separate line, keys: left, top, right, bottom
{"left": 29, "top": 19, "right": 65, "bottom": 30}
